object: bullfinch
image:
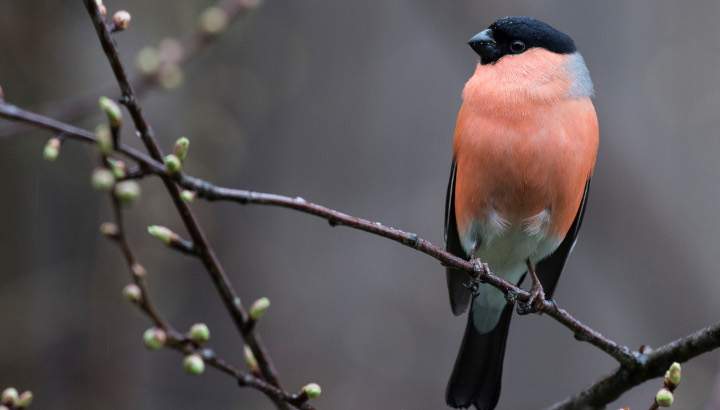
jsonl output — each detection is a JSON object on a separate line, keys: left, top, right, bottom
{"left": 444, "top": 17, "right": 598, "bottom": 409}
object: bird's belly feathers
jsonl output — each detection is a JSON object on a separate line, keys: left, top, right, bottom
{"left": 469, "top": 224, "right": 561, "bottom": 332}
{"left": 453, "top": 97, "right": 597, "bottom": 266}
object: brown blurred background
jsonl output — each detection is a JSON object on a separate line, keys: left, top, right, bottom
{"left": 2, "top": 1, "right": 720, "bottom": 409}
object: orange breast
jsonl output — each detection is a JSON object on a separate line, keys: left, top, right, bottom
{"left": 453, "top": 50, "right": 599, "bottom": 242}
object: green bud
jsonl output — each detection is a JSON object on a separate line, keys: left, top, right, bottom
{"left": 656, "top": 387, "right": 674, "bottom": 407}
{"left": 199, "top": 7, "right": 228, "bottom": 35}
{"left": 95, "top": 124, "right": 113, "bottom": 156}
{"left": 189, "top": 323, "right": 210, "bottom": 344}
{"left": 111, "top": 11, "right": 131, "bottom": 31}
{"left": 1, "top": 388, "right": 18, "bottom": 406}
{"left": 114, "top": 180, "right": 141, "bottom": 204}
{"left": 302, "top": 383, "right": 322, "bottom": 399}
{"left": 147, "top": 225, "right": 174, "bottom": 245}
{"left": 43, "top": 137, "right": 61, "bottom": 162}
{"left": 181, "top": 190, "right": 196, "bottom": 203}
{"left": 243, "top": 345, "right": 258, "bottom": 371}
{"left": 91, "top": 168, "right": 115, "bottom": 191}
{"left": 173, "top": 137, "right": 190, "bottom": 161}
{"left": 123, "top": 284, "right": 142, "bottom": 303}
{"left": 164, "top": 154, "right": 182, "bottom": 174}
{"left": 183, "top": 353, "right": 205, "bottom": 375}
{"left": 107, "top": 158, "right": 127, "bottom": 179}
{"left": 143, "top": 327, "right": 167, "bottom": 350}
{"left": 16, "top": 390, "right": 32, "bottom": 409}
{"left": 98, "top": 97, "right": 122, "bottom": 128}
{"left": 249, "top": 297, "right": 270, "bottom": 321}
{"left": 665, "top": 362, "right": 681, "bottom": 387}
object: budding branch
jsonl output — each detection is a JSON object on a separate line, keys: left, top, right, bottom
{"left": 0, "top": 1, "right": 719, "bottom": 409}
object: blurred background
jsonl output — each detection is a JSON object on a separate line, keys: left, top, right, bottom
{"left": 2, "top": 0, "right": 720, "bottom": 409}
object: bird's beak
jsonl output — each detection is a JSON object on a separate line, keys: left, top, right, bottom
{"left": 468, "top": 29, "right": 496, "bottom": 61}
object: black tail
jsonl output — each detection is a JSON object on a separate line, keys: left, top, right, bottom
{"left": 445, "top": 303, "right": 514, "bottom": 410}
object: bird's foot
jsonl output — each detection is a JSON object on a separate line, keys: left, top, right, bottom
{"left": 516, "top": 259, "right": 546, "bottom": 315}
{"left": 464, "top": 258, "right": 489, "bottom": 296}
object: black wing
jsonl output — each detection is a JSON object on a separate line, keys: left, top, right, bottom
{"left": 445, "top": 161, "right": 472, "bottom": 316}
{"left": 535, "top": 178, "right": 592, "bottom": 299}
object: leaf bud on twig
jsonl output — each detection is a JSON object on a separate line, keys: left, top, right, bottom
{"left": 91, "top": 168, "right": 115, "bottom": 192}
{"left": 99, "top": 222, "right": 119, "bottom": 237}
{"left": 111, "top": 11, "right": 131, "bottom": 31}
{"left": 181, "top": 190, "right": 196, "bottom": 203}
{"left": 174, "top": 137, "right": 190, "bottom": 161}
{"left": 164, "top": 154, "right": 182, "bottom": 175}
{"left": 122, "top": 284, "right": 142, "bottom": 303}
{"left": 664, "top": 362, "right": 681, "bottom": 388}
{"left": 655, "top": 387, "right": 674, "bottom": 407}
{"left": 16, "top": 391, "right": 32, "bottom": 409}
{"left": 302, "top": 383, "right": 322, "bottom": 399}
{"left": 249, "top": 297, "right": 270, "bottom": 321}
{"left": 143, "top": 328, "right": 167, "bottom": 350}
{"left": 95, "top": 124, "right": 113, "bottom": 156}
{"left": 131, "top": 262, "right": 147, "bottom": 278}
{"left": 43, "top": 137, "right": 61, "bottom": 162}
{"left": 147, "top": 225, "right": 177, "bottom": 245}
{"left": 189, "top": 323, "right": 210, "bottom": 344}
{"left": 98, "top": 96, "right": 122, "bottom": 129}
{"left": 114, "top": 180, "right": 141, "bottom": 205}
{"left": 183, "top": 353, "right": 205, "bottom": 375}
{"left": 243, "top": 345, "right": 259, "bottom": 373}
{"left": 1, "top": 388, "right": 18, "bottom": 406}
{"left": 107, "top": 158, "right": 127, "bottom": 179}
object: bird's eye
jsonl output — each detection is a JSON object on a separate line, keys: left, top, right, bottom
{"left": 510, "top": 40, "right": 525, "bottom": 53}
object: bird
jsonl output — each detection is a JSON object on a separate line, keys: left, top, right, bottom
{"left": 444, "top": 17, "right": 599, "bottom": 409}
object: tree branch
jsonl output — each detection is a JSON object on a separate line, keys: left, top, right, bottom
{"left": 550, "top": 323, "right": 720, "bottom": 409}
{"left": 81, "top": 2, "right": 288, "bottom": 405}
{"left": 104, "top": 190, "right": 316, "bottom": 409}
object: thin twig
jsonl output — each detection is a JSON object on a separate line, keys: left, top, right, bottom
{"left": 81, "top": 3, "right": 288, "bottom": 405}
{"left": 548, "top": 322, "right": 720, "bottom": 409}
{"left": 106, "top": 195, "right": 312, "bottom": 408}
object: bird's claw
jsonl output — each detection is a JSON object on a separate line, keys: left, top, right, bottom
{"left": 516, "top": 280, "right": 545, "bottom": 315}
{"left": 463, "top": 259, "right": 489, "bottom": 296}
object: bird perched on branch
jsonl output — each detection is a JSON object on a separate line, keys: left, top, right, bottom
{"left": 444, "top": 17, "right": 598, "bottom": 409}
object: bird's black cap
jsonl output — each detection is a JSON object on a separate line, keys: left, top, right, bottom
{"left": 469, "top": 17, "right": 577, "bottom": 65}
